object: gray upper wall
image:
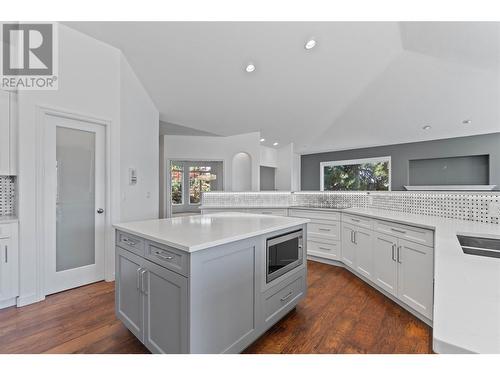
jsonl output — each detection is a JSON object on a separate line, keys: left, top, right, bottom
{"left": 301, "top": 133, "right": 500, "bottom": 191}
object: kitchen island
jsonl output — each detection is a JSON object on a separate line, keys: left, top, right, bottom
{"left": 113, "top": 212, "right": 309, "bottom": 354}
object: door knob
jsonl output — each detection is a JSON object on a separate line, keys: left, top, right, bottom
{"left": 97, "top": 208, "right": 104, "bottom": 214}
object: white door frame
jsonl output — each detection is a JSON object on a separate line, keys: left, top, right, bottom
{"left": 34, "top": 106, "right": 113, "bottom": 301}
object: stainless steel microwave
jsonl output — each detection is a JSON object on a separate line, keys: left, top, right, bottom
{"left": 266, "top": 229, "right": 303, "bottom": 283}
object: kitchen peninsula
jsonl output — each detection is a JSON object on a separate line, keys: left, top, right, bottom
{"left": 113, "top": 212, "right": 309, "bottom": 354}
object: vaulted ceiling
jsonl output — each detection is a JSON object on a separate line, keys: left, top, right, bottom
{"left": 65, "top": 22, "right": 500, "bottom": 153}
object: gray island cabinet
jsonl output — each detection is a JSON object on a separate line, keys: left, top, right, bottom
{"left": 114, "top": 213, "right": 309, "bottom": 353}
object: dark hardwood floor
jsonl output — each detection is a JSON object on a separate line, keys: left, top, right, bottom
{"left": 0, "top": 260, "right": 432, "bottom": 354}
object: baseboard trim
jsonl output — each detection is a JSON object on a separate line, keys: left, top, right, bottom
{"left": 16, "top": 293, "right": 45, "bottom": 307}
{"left": 0, "top": 297, "right": 17, "bottom": 309}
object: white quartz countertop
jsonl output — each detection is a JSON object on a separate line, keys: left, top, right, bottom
{"left": 114, "top": 212, "right": 309, "bottom": 253}
{"left": 203, "top": 204, "right": 500, "bottom": 353}
{"left": 0, "top": 216, "right": 18, "bottom": 224}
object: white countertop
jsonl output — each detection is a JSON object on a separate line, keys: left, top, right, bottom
{"left": 204, "top": 205, "right": 500, "bottom": 353}
{"left": 0, "top": 216, "right": 18, "bottom": 224}
{"left": 114, "top": 212, "right": 309, "bottom": 253}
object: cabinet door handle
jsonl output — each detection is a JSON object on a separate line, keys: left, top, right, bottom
{"left": 140, "top": 269, "right": 148, "bottom": 295}
{"left": 353, "top": 231, "right": 357, "bottom": 244}
{"left": 4, "top": 245, "right": 7, "bottom": 263}
{"left": 136, "top": 267, "right": 142, "bottom": 290}
{"left": 280, "top": 291, "right": 293, "bottom": 302}
{"left": 391, "top": 244, "right": 396, "bottom": 262}
{"left": 397, "top": 246, "right": 402, "bottom": 263}
{"left": 122, "top": 238, "right": 136, "bottom": 246}
{"left": 391, "top": 228, "right": 406, "bottom": 234}
{"left": 155, "top": 251, "right": 174, "bottom": 261}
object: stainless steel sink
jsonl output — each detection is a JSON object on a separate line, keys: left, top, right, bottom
{"left": 457, "top": 235, "right": 500, "bottom": 258}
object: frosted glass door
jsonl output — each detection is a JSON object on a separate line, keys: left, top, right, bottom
{"left": 44, "top": 113, "right": 105, "bottom": 295}
{"left": 56, "top": 127, "right": 96, "bottom": 271}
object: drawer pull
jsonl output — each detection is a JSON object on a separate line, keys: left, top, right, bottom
{"left": 318, "top": 246, "right": 331, "bottom": 251}
{"left": 351, "top": 218, "right": 360, "bottom": 222}
{"left": 391, "top": 228, "right": 406, "bottom": 234}
{"left": 280, "top": 291, "right": 293, "bottom": 302}
{"left": 155, "top": 251, "right": 174, "bottom": 261}
{"left": 318, "top": 228, "right": 331, "bottom": 232}
{"left": 262, "top": 211, "right": 273, "bottom": 214}
{"left": 122, "top": 237, "right": 136, "bottom": 246}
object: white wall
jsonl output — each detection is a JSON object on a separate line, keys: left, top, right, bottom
{"left": 275, "top": 143, "right": 301, "bottom": 191}
{"left": 260, "top": 146, "right": 278, "bottom": 168}
{"left": 119, "top": 55, "right": 159, "bottom": 222}
{"left": 16, "top": 24, "right": 158, "bottom": 306}
{"left": 162, "top": 132, "right": 260, "bottom": 215}
{"left": 232, "top": 152, "right": 252, "bottom": 191}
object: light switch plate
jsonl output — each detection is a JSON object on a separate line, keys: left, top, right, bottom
{"left": 129, "top": 168, "right": 137, "bottom": 185}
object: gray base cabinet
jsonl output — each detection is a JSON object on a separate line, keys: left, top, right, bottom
{"left": 115, "top": 223, "right": 307, "bottom": 353}
{"left": 116, "top": 247, "right": 188, "bottom": 353}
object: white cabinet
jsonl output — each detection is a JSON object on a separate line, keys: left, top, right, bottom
{"left": 397, "top": 239, "right": 434, "bottom": 319}
{"left": 372, "top": 231, "right": 434, "bottom": 319}
{"left": 0, "top": 90, "right": 16, "bottom": 175}
{"left": 373, "top": 232, "right": 398, "bottom": 296}
{"left": 341, "top": 224, "right": 356, "bottom": 268}
{"left": 0, "top": 223, "right": 19, "bottom": 309}
{"left": 353, "top": 227, "right": 373, "bottom": 280}
{"left": 342, "top": 222, "right": 373, "bottom": 279}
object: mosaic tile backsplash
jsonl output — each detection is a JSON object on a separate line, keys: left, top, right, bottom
{"left": 202, "top": 191, "right": 500, "bottom": 224}
{"left": 0, "top": 176, "right": 16, "bottom": 216}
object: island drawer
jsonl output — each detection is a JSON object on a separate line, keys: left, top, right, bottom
{"left": 307, "top": 237, "right": 340, "bottom": 260}
{"left": 374, "top": 220, "right": 434, "bottom": 247}
{"left": 307, "top": 220, "right": 340, "bottom": 240}
{"left": 263, "top": 272, "right": 305, "bottom": 324}
{"left": 246, "top": 208, "right": 287, "bottom": 216}
{"left": 116, "top": 231, "right": 145, "bottom": 256}
{"left": 288, "top": 209, "right": 340, "bottom": 222}
{"left": 342, "top": 213, "right": 373, "bottom": 230}
{"left": 145, "top": 241, "right": 189, "bottom": 277}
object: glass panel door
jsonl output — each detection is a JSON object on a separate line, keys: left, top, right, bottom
{"left": 170, "top": 160, "right": 223, "bottom": 215}
{"left": 56, "top": 126, "right": 96, "bottom": 271}
{"left": 189, "top": 166, "right": 216, "bottom": 205}
{"left": 44, "top": 112, "right": 106, "bottom": 296}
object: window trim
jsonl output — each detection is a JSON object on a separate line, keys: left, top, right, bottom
{"left": 320, "top": 156, "right": 392, "bottom": 191}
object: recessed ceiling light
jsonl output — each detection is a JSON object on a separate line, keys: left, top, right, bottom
{"left": 462, "top": 119, "right": 472, "bottom": 124}
{"left": 422, "top": 125, "right": 432, "bottom": 130}
{"left": 245, "top": 63, "right": 256, "bottom": 73}
{"left": 273, "top": 142, "right": 279, "bottom": 146}
{"left": 260, "top": 138, "right": 265, "bottom": 142}
{"left": 305, "top": 39, "right": 317, "bottom": 50}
